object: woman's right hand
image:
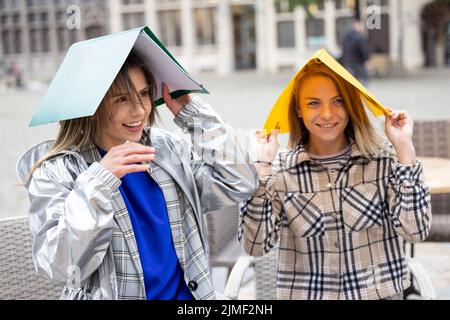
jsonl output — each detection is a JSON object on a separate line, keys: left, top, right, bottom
{"left": 250, "top": 130, "right": 279, "bottom": 178}
{"left": 100, "top": 141, "right": 156, "bottom": 179}
{"left": 252, "top": 129, "right": 280, "bottom": 163}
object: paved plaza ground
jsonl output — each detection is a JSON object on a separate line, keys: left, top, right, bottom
{"left": 1, "top": 67, "right": 450, "bottom": 299}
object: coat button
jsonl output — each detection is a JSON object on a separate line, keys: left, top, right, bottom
{"left": 188, "top": 280, "right": 198, "bottom": 291}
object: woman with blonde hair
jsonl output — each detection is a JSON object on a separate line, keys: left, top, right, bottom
{"left": 18, "top": 47, "right": 257, "bottom": 300}
{"left": 239, "top": 59, "right": 431, "bottom": 300}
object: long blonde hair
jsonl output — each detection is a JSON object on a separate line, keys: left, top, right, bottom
{"left": 29, "top": 52, "right": 157, "bottom": 177}
{"left": 288, "top": 61, "right": 389, "bottom": 157}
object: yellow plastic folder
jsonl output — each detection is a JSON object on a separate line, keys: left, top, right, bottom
{"left": 263, "top": 49, "right": 389, "bottom": 133}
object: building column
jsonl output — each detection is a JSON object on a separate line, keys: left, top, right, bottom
{"left": 144, "top": 0, "right": 159, "bottom": 35}
{"left": 0, "top": 24, "right": 3, "bottom": 57}
{"left": 46, "top": 3, "right": 60, "bottom": 78}
{"left": 389, "top": 0, "right": 401, "bottom": 66}
{"left": 19, "top": 0, "right": 31, "bottom": 77}
{"left": 265, "top": 0, "right": 277, "bottom": 73}
{"left": 294, "top": 5, "right": 307, "bottom": 67}
{"left": 255, "top": 0, "right": 265, "bottom": 73}
{"left": 180, "top": 0, "right": 195, "bottom": 71}
{"left": 109, "top": 0, "right": 122, "bottom": 33}
{"left": 401, "top": 0, "right": 429, "bottom": 69}
{"left": 324, "top": 0, "right": 337, "bottom": 54}
{"left": 217, "top": 0, "right": 233, "bottom": 74}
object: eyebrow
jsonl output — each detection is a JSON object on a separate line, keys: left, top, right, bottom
{"left": 111, "top": 86, "right": 149, "bottom": 98}
{"left": 304, "top": 95, "right": 342, "bottom": 100}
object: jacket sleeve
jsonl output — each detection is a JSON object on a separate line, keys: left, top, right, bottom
{"left": 387, "top": 160, "right": 432, "bottom": 242}
{"left": 173, "top": 96, "right": 258, "bottom": 213}
{"left": 238, "top": 154, "right": 283, "bottom": 257}
{"left": 27, "top": 158, "right": 121, "bottom": 285}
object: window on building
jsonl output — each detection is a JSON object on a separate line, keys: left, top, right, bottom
{"left": 54, "top": 0, "right": 67, "bottom": 6}
{"left": 27, "top": 13, "right": 37, "bottom": 24}
{"left": 306, "top": 17, "right": 325, "bottom": 48}
{"left": 27, "top": 0, "right": 48, "bottom": 6}
{"left": 275, "top": 0, "right": 293, "bottom": 13}
{"left": 86, "top": 25, "right": 104, "bottom": 39}
{"left": 13, "top": 30, "right": 22, "bottom": 53}
{"left": 367, "top": 0, "right": 389, "bottom": 6}
{"left": 0, "top": 0, "right": 18, "bottom": 8}
{"left": 56, "top": 10, "right": 65, "bottom": 23}
{"left": 158, "top": 10, "right": 182, "bottom": 47}
{"left": 57, "top": 27, "right": 65, "bottom": 51}
{"left": 30, "top": 29, "right": 38, "bottom": 53}
{"left": 122, "top": 12, "right": 145, "bottom": 29}
{"left": 41, "top": 28, "right": 50, "bottom": 52}
{"left": 41, "top": 12, "right": 48, "bottom": 22}
{"left": 12, "top": 14, "right": 20, "bottom": 24}
{"left": 1, "top": 15, "right": 8, "bottom": 25}
{"left": 2, "top": 30, "right": 10, "bottom": 54}
{"left": 122, "top": 0, "right": 144, "bottom": 4}
{"left": 368, "top": 12, "right": 389, "bottom": 53}
{"left": 194, "top": 7, "right": 216, "bottom": 46}
{"left": 68, "top": 29, "right": 77, "bottom": 46}
{"left": 277, "top": 20, "right": 295, "bottom": 48}
{"left": 336, "top": 0, "right": 356, "bottom": 10}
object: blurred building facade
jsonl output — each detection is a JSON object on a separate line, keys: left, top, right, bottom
{"left": 1, "top": 0, "right": 449, "bottom": 82}
{"left": 0, "top": 0, "right": 108, "bottom": 81}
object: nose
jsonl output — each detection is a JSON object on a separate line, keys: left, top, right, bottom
{"left": 319, "top": 103, "right": 332, "bottom": 121}
{"left": 131, "top": 100, "right": 147, "bottom": 115}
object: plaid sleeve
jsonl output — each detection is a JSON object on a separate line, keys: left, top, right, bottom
{"left": 238, "top": 154, "right": 283, "bottom": 257}
{"left": 387, "top": 160, "right": 432, "bottom": 242}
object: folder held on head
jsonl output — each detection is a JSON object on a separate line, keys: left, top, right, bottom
{"left": 29, "top": 26, "right": 208, "bottom": 127}
{"left": 263, "top": 49, "right": 389, "bottom": 134}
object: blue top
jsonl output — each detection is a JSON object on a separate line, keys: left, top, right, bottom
{"left": 98, "top": 148, "right": 193, "bottom": 300}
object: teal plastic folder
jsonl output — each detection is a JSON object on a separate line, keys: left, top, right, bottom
{"left": 29, "top": 26, "right": 208, "bottom": 127}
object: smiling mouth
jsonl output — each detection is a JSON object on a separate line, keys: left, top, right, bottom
{"left": 316, "top": 123, "right": 338, "bottom": 129}
{"left": 122, "top": 120, "right": 143, "bottom": 128}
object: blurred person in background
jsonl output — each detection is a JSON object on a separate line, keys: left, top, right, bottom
{"left": 341, "top": 19, "right": 370, "bottom": 85}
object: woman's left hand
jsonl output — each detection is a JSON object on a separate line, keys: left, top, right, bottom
{"left": 162, "top": 83, "right": 191, "bottom": 116}
{"left": 385, "top": 109, "right": 416, "bottom": 164}
{"left": 385, "top": 109, "right": 413, "bottom": 146}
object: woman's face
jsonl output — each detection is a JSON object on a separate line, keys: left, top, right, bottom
{"left": 297, "top": 75, "right": 349, "bottom": 153}
{"left": 99, "top": 67, "right": 151, "bottom": 150}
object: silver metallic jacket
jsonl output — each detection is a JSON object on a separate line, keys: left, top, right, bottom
{"left": 17, "top": 97, "right": 258, "bottom": 299}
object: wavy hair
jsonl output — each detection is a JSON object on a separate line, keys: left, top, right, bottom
{"left": 287, "top": 61, "right": 389, "bottom": 157}
{"left": 29, "top": 51, "right": 157, "bottom": 176}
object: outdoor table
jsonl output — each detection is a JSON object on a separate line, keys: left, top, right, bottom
{"left": 418, "top": 157, "right": 450, "bottom": 242}
{"left": 419, "top": 157, "right": 450, "bottom": 194}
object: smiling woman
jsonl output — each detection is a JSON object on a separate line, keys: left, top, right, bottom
{"left": 287, "top": 62, "right": 386, "bottom": 156}
{"left": 17, "top": 47, "right": 258, "bottom": 300}
{"left": 239, "top": 59, "right": 432, "bottom": 300}
{"left": 96, "top": 54, "right": 155, "bottom": 151}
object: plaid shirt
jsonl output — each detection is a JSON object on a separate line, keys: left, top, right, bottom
{"left": 239, "top": 143, "right": 432, "bottom": 300}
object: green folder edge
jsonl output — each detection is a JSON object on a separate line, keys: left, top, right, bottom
{"left": 141, "top": 26, "right": 209, "bottom": 106}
